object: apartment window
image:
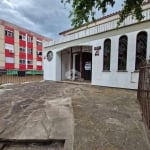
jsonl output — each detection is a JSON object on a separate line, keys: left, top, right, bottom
{"left": 5, "top": 57, "right": 14, "bottom": 63}
{"left": 27, "top": 60, "right": 33, "bottom": 65}
{"left": 19, "top": 47, "right": 26, "bottom": 53}
{"left": 27, "top": 36, "right": 33, "bottom": 42}
{"left": 36, "top": 51, "right": 42, "bottom": 57}
{"left": 135, "top": 31, "right": 147, "bottom": 70}
{"left": 5, "top": 30, "right": 14, "bottom": 37}
{"left": 5, "top": 43, "right": 14, "bottom": 53}
{"left": 118, "top": 35, "right": 128, "bottom": 71}
{"left": 19, "top": 59, "right": 26, "bottom": 64}
{"left": 19, "top": 34, "right": 26, "bottom": 41}
{"left": 37, "top": 61, "right": 42, "bottom": 66}
{"left": 103, "top": 39, "right": 111, "bottom": 71}
{"left": 27, "top": 48, "right": 33, "bottom": 54}
{"left": 36, "top": 41, "right": 42, "bottom": 46}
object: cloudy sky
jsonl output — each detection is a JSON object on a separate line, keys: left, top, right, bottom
{"left": 0, "top": 0, "right": 123, "bottom": 39}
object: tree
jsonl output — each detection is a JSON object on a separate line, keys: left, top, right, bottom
{"left": 61, "top": 0, "right": 145, "bottom": 27}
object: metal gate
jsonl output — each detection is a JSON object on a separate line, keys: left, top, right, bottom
{"left": 138, "top": 64, "right": 150, "bottom": 132}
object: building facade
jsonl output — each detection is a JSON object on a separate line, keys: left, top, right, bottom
{"left": 44, "top": 1, "right": 150, "bottom": 89}
{"left": 0, "top": 20, "right": 51, "bottom": 75}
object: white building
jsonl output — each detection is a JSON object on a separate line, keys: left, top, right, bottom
{"left": 44, "top": 1, "right": 150, "bottom": 89}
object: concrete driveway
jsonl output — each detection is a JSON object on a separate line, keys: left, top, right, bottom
{"left": 0, "top": 81, "right": 149, "bottom": 150}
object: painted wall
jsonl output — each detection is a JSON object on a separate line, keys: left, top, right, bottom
{"left": 92, "top": 29, "right": 150, "bottom": 89}
{"left": 43, "top": 48, "right": 62, "bottom": 81}
{"left": 44, "top": 27, "right": 150, "bottom": 89}
{"left": 43, "top": 50, "right": 56, "bottom": 81}
{"left": 0, "top": 22, "right": 49, "bottom": 72}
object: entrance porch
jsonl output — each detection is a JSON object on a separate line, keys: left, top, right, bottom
{"left": 60, "top": 46, "right": 92, "bottom": 81}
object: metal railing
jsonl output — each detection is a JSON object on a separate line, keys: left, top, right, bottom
{"left": 0, "top": 70, "right": 43, "bottom": 85}
{"left": 137, "top": 64, "right": 150, "bottom": 133}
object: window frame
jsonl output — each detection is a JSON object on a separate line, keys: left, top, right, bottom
{"left": 103, "top": 39, "right": 111, "bottom": 71}
{"left": 19, "top": 59, "right": 26, "bottom": 64}
{"left": 27, "top": 59, "right": 33, "bottom": 65}
{"left": 19, "top": 34, "right": 26, "bottom": 41}
{"left": 118, "top": 35, "right": 128, "bottom": 71}
{"left": 36, "top": 51, "right": 42, "bottom": 57}
{"left": 5, "top": 30, "right": 14, "bottom": 37}
{"left": 135, "top": 31, "right": 147, "bottom": 71}
{"left": 27, "top": 48, "right": 33, "bottom": 54}
{"left": 19, "top": 47, "right": 26, "bottom": 53}
{"left": 36, "top": 41, "right": 42, "bottom": 46}
{"left": 27, "top": 36, "right": 33, "bottom": 43}
{"left": 5, "top": 57, "right": 14, "bottom": 63}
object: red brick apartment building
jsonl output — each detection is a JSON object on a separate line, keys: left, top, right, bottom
{"left": 0, "top": 19, "right": 51, "bottom": 75}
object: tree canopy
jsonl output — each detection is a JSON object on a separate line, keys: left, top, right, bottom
{"left": 61, "top": 0, "right": 145, "bottom": 27}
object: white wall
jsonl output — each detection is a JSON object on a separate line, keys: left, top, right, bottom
{"left": 43, "top": 48, "right": 70, "bottom": 81}
{"left": 43, "top": 50, "right": 57, "bottom": 81}
{"left": 61, "top": 50, "right": 71, "bottom": 80}
{"left": 44, "top": 27, "right": 150, "bottom": 89}
{"left": 92, "top": 29, "right": 150, "bottom": 89}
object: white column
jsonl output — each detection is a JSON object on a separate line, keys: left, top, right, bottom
{"left": 72, "top": 54, "right": 77, "bottom": 80}
{"left": 110, "top": 36, "right": 119, "bottom": 72}
{"left": 146, "top": 29, "right": 150, "bottom": 61}
{"left": 127, "top": 32, "right": 137, "bottom": 72}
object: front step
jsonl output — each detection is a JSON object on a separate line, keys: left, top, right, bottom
{"left": 0, "top": 139, "right": 65, "bottom": 150}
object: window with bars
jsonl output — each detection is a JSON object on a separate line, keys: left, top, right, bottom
{"left": 135, "top": 31, "right": 147, "bottom": 70}
{"left": 118, "top": 35, "right": 128, "bottom": 71}
{"left": 103, "top": 39, "right": 111, "bottom": 71}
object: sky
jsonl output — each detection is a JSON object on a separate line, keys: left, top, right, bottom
{"left": 0, "top": 0, "right": 123, "bottom": 39}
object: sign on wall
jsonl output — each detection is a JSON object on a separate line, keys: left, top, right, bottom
{"left": 94, "top": 46, "right": 101, "bottom": 56}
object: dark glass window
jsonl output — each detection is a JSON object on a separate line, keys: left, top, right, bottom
{"left": 37, "top": 51, "right": 42, "bottom": 57}
{"left": 27, "top": 48, "right": 33, "bottom": 54}
{"left": 19, "top": 47, "right": 26, "bottom": 53}
{"left": 27, "top": 60, "right": 33, "bottom": 65}
{"left": 118, "top": 35, "right": 128, "bottom": 71}
{"left": 27, "top": 36, "right": 33, "bottom": 42}
{"left": 135, "top": 31, "right": 147, "bottom": 70}
{"left": 19, "top": 34, "right": 26, "bottom": 40}
{"left": 19, "top": 59, "right": 25, "bottom": 64}
{"left": 103, "top": 39, "right": 111, "bottom": 71}
{"left": 5, "top": 30, "right": 14, "bottom": 37}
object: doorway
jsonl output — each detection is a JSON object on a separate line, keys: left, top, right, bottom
{"left": 75, "top": 52, "right": 92, "bottom": 80}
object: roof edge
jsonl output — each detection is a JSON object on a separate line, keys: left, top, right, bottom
{"left": 59, "top": 1, "right": 150, "bottom": 36}
{"left": 0, "top": 19, "right": 52, "bottom": 41}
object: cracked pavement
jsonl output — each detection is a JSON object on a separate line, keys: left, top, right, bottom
{"left": 0, "top": 81, "right": 149, "bottom": 150}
